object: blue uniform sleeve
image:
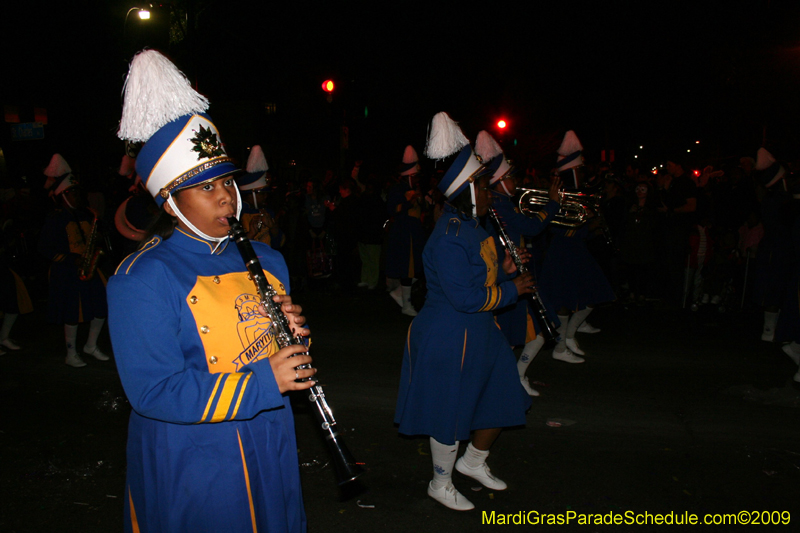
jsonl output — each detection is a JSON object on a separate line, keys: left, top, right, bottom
{"left": 500, "top": 199, "right": 560, "bottom": 240}
{"left": 430, "top": 233, "right": 518, "bottom": 313}
{"left": 108, "top": 270, "right": 285, "bottom": 425}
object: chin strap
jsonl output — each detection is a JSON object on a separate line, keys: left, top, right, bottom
{"left": 167, "top": 184, "right": 243, "bottom": 254}
{"left": 469, "top": 182, "right": 478, "bottom": 218}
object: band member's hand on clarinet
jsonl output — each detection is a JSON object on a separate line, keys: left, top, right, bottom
{"left": 504, "top": 249, "right": 532, "bottom": 275}
{"left": 265, "top": 294, "right": 309, "bottom": 338}
{"left": 512, "top": 271, "right": 535, "bottom": 296}
{"left": 270, "top": 344, "right": 317, "bottom": 393}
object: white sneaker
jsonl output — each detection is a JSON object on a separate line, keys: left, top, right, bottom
{"left": 577, "top": 322, "right": 601, "bottom": 334}
{"left": 782, "top": 344, "right": 800, "bottom": 366}
{"left": 762, "top": 331, "right": 775, "bottom": 342}
{"left": 357, "top": 282, "right": 370, "bottom": 288}
{"left": 710, "top": 295, "right": 721, "bottom": 305}
{"left": 565, "top": 337, "right": 585, "bottom": 355}
{"left": 553, "top": 349, "right": 585, "bottom": 364}
{"left": 84, "top": 346, "right": 110, "bottom": 361}
{"left": 1, "top": 338, "right": 21, "bottom": 350}
{"left": 427, "top": 481, "right": 474, "bottom": 511}
{"left": 65, "top": 352, "right": 87, "bottom": 368}
{"left": 401, "top": 303, "right": 418, "bottom": 316}
{"left": 389, "top": 286, "right": 403, "bottom": 307}
{"left": 455, "top": 457, "right": 507, "bottom": 490}
{"left": 520, "top": 376, "right": 540, "bottom": 397}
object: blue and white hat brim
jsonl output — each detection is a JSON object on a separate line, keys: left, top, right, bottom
{"left": 557, "top": 150, "right": 583, "bottom": 171}
{"left": 237, "top": 171, "right": 267, "bottom": 191}
{"left": 135, "top": 113, "right": 240, "bottom": 206}
{"left": 758, "top": 161, "right": 786, "bottom": 188}
{"left": 439, "top": 146, "right": 487, "bottom": 200}
{"left": 486, "top": 156, "right": 512, "bottom": 185}
{"left": 53, "top": 174, "right": 78, "bottom": 196}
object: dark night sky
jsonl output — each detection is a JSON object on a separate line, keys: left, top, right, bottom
{"left": 3, "top": 0, "right": 800, "bottom": 181}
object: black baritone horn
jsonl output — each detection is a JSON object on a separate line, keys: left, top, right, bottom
{"left": 488, "top": 208, "right": 559, "bottom": 342}
{"left": 228, "top": 217, "right": 364, "bottom": 486}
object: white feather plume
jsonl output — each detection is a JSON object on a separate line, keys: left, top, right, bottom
{"left": 402, "top": 145, "right": 419, "bottom": 164}
{"left": 246, "top": 145, "right": 269, "bottom": 173}
{"left": 44, "top": 154, "right": 71, "bottom": 177}
{"left": 755, "top": 147, "right": 775, "bottom": 171}
{"left": 425, "top": 112, "right": 470, "bottom": 160}
{"left": 475, "top": 130, "right": 503, "bottom": 162}
{"left": 558, "top": 130, "right": 583, "bottom": 156}
{"left": 117, "top": 50, "right": 209, "bottom": 143}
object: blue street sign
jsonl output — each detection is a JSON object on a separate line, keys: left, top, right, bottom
{"left": 10, "top": 122, "right": 45, "bottom": 141}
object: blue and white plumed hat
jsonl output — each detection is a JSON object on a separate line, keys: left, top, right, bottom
{"left": 425, "top": 112, "right": 485, "bottom": 201}
{"left": 755, "top": 147, "right": 786, "bottom": 188}
{"left": 237, "top": 145, "right": 269, "bottom": 191}
{"left": 556, "top": 130, "right": 584, "bottom": 171}
{"left": 400, "top": 145, "right": 421, "bottom": 176}
{"left": 475, "top": 130, "right": 511, "bottom": 185}
{"left": 43, "top": 153, "right": 78, "bottom": 197}
{"left": 117, "top": 50, "right": 240, "bottom": 208}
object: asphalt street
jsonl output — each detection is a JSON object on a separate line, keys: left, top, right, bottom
{"left": 2, "top": 287, "right": 799, "bottom": 532}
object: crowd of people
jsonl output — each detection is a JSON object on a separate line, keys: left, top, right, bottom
{"left": 1, "top": 48, "right": 800, "bottom": 528}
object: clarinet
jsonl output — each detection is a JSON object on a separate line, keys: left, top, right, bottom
{"left": 228, "top": 217, "right": 364, "bottom": 486}
{"left": 488, "top": 207, "right": 559, "bottom": 341}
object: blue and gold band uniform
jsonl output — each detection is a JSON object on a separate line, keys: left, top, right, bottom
{"left": 385, "top": 181, "right": 427, "bottom": 280}
{"left": 538, "top": 223, "right": 616, "bottom": 311}
{"left": 395, "top": 204, "right": 531, "bottom": 445}
{"left": 38, "top": 208, "right": 107, "bottom": 324}
{"left": 108, "top": 228, "right": 305, "bottom": 533}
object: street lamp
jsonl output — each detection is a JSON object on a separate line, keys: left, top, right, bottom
{"left": 124, "top": 6, "right": 151, "bottom": 38}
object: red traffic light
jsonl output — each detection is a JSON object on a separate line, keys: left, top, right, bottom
{"left": 496, "top": 119, "right": 507, "bottom": 129}
{"left": 322, "top": 80, "right": 334, "bottom": 93}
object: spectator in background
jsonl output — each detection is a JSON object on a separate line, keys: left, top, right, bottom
{"left": 655, "top": 157, "right": 697, "bottom": 305}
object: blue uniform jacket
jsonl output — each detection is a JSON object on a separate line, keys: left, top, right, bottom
{"left": 395, "top": 205, "right": 531, "bottom": 445}
{"left": 108, "top": 228, "right": 305, "bottom": 533}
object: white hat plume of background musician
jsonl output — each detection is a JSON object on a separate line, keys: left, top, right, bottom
{"left": 238, "top": 145, "right": 269, "bottom": 208}
{"left": 425, "top": 111, "right": 485, "bottom": 218}
{"left": 43, "top": 154, "right": 78, "bottom": 199}
{"left": 475, "top": 130, "right": 513, "bottom": 194}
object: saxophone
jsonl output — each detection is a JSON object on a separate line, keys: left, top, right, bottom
{"left": 79, "top": 216, "right": 103, "bottom": 281}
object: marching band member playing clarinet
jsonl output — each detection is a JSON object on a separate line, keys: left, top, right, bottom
{"left": 109, "top": 50, "right": 312, "bottom": 533}
{"left": 395, "top": 113, "right": 534, "bottom": 511}
{"left": 475, "top": 131, "right": 561, "bottom": 397}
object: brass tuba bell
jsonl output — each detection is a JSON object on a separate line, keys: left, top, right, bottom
{"left": 517, "top": 188, "right": 601, "bottom": 228}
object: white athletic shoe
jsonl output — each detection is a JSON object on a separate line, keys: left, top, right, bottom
{"left": 577, "top": 322, "right": 601, "bottom": 334}
{"left": 65, "top": 352, "right": 87, "bottom": 368}
{"left": 553, "top": 349, "right": 585, "bottom": 364}
{"left": 781, "top": 344, "right": 800, "bottom": 366}
{"left": 520, "top": 376, "right": 540, "bottom": 397}
{"left": 427, "top": 481, "right": 474, "bottom": 511}
{"left": 565, "top": 337, "right": 585, "bottom": 355}
{"left": 84, "top": 346, "right": 110, "bottom": 361}
{"left": 401, "top": 303, "right": 418, "bottom": 317}
{"left": 455, "top": 457, "right": 507, "bottom": 490}
{"left": 1, "top": 338, "right": 21, "bottom": 350}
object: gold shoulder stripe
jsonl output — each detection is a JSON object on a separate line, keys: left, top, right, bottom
{"left": 118, "top": 237, "right": 161, "bottom": 275}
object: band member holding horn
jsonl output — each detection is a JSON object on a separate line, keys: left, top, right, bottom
{"left": 395, "top": 113, "right": 534, "bottom": 511}
{"left": 236, "top": 145, "right": 284, "bottom": 249}
{"left": 538, "top": 131, "right": 615, "bottom": 363}
{"left": 475, "top": 131, "right": 561, "bottom": 397}
{"left": 38, "top": 154, "right": 110, "bottom": 367}
{"left": 109, "top": 50, "right": 311, "bottom": 533}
